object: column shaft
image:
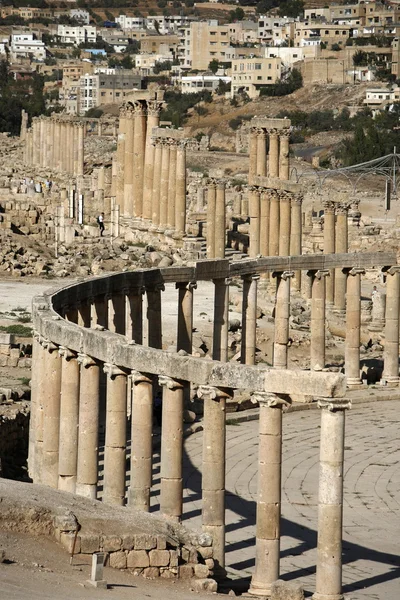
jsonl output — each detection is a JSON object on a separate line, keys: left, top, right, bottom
{"left": 334, "top": 206, "right": 348, "bottom": 311}
{"left": 215, "top": 183, "right": 226, "bottom": 258}
{"left": 167, "top": 142, "right": 177, "bottom": 230}
{"left": 143, "top": 105, "right": 161, "bottom": 221}
{"left": 58, "top": 351, "right": 80, "bottom": 493}
{"left": 249, "top": 187, "right": 260, "bottom": 258}
{"left": 241, "top": 275, "right": 258, "bottom": 365}
{"left": 175, "top": 143, "right": 186, "bottom": 237}
{"left": 42, "top": 345, "right": 62, "bottom": 488}
{"left": 278, "top": 195, "right": 291, "bottom": 256}
{"left": 177, "top": 282, "right": 194, "bottom": 353}
{"left": 273, "top": 272, "right": 293, "bottom": 369}
{"left": 159, "top": 142, "right": 170, "bottom": 230}
{"left": 124, "top": 108, "right": 135, "bottom": 217}
{"left": 213, "top": 279, "right": 229, "bottom": 362}
{"left": 345, "top": 269, "right": 363, "bottom": 385}
{"left": 383, "top": 267, "right": 400, "bottom": 383}
{"left": 290, "top": 195, "right": 303, "bottom": 291}
{"left": 268, "top": 131, "right": 279, "bottom": 178}
{"left": 324, "top": 202, "right": 336, "bottom": 305}
{"left": 259, "top": 192, "right": 270, "bottom": 257}
{"left": 269, "top": 193, "right": 280, "bottom": 256}
{"left": 256, "top": 130, "right": 267, "bottom": 177}
{"left": 206, "top": 184, "right": 216, "bottom": 259}
{"left": 279, "top": 131, "right": 290, "bottom": 180}
{"left": 147, "top": 286, "right": 162, "bottom": 349}
{"left": 151, "top": 142, "right": 162, "bottom": 228}
{"left": 127, "top": 291, "right": 143, "bottom": 343}
{"left": 311, "top": 271, "right": 328, "bottom": 371}
{"left": 129, "top": 372, "right": 153, "bottom": 510}
{"left": 133, "top": 103, "right": 146, "bottom": 218}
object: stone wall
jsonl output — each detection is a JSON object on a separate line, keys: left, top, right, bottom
{"left": 0, "top": 405, "right": 30, "bottom": 478}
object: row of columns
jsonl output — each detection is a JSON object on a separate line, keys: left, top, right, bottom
{"left": 206, "top": 182, "right": 226, "bottom": 259}
{"left": 24, "top": 115, "right": 85, "bottom": 176}
{"left": 249, "top": 127, "right": 290, "bottom": 185}
{"left": 323, "top": 201, "right": 349, "bottom": 310}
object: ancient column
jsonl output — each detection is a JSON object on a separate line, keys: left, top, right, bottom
{"left": 58, "top": 347, "right": 80, "bottom": 493}
{"left": 78, "top": 300, "right": 91, "bottom": 328}
{"left": 20, "top": 109, "right": 28, "bottom": 140}
{"left": 269, "top": 191, "right": 280, "bottom": 257}
{"left": 259, "top": 190, "right": 270, "bottom": 257}
{"left": 334, "top": 204, "right": 348, "bottom": 312}
{"left": 241, "top": 274, "right": 259, "bottom": 365}
{"left": 41, "top": 341, "right": 62, "bottom": 488}
{"left": 54, "top": 118, "right": 60, "bottom": 171}
{"left": 290, "top": 193, "right": 303, "bottom": 292}
{"left": 151, "top": 140, "right": 162, "bottom": 229}
{"left": 159, "top": 140, "right": 170, "bottom": 230}
{"left": 109, "top": 293, "right": 126, "bottom": 335}
{"left": 256, "top": 129, "right": 267, "bottom": 177}
{"left": 103, "top": 364, "right": 128, "bottom": 506}
{"left": 147, "top": 284, "right": 163, "bottom": 349}
{"left": 383, "top": 266, "right": 400, "bottom": 384}
{"left": 28, "top": 334, "right": 43, "bottom": 479}
{"left": 126, "top": 286, "right": 144, "bottom": 343}
{"left": 323, "top": 201, "right": 336, "bottom": 305}
{"left": 133, "top": 101, "right": 147, "bottom": 218}
{"left": 268, "top": 129, "right": 279, "bottom": 178}
{"left": 143, "top": 100, "right": 162, "bottom": 222}
{"left": 249, "top": 187, "right": 260, "bottom": 258}
{"left": 32, "top": 117, "right": 40, "bottom": 166}
{"left": 175, "top": 141, "right": 187, "bottom": 238}
{"left": 310, "top": 270, "right": 329, "bottom": 371}
{"left": 215, "top": 182, "right": 226, "bottom": 258}
{"left": 249, "top": 127, "right": 258, "bottom": 185}
{"left": 279, "top": 130, "right": 290, "bottom": 180}
{"left": 167, "top": 141, "right": 177, "bottom": 232}
{"left": 129, "top": 371, "right": 153, "bottom": 510}
{"left": 213, "top": 278, "right": 230, "bottom": 362}
{"left": 206, "top": 182, "right": 216, "bottom": 259}
{"left": 313, "top": 398, "right": 351, "bottom": 600}
{"left": 123, "top": 105, "right": 135, "bottom": 217}
{"left": 92, "top": 295, "right": 108, "bottom": 329}
{"left": 159, "top": 376, "right": 184, "bottom": 520}
{"left": 76, "top": 354, "right": 100, "bottom": 499}
{"left": 39, "top": 117, "right": 45, "bottom": 167}
{"left": 345, "top": 268, "right": 364, "bottom": 386}
{"left": 177, "top": 281, "right": 195, "bottom": 353}
{"left": 278, "top": 193, "right": 291, "bottom": 256}
{"left": 198, "top": 385, "right": 230, "bottom": 572}
{"left": 249, "top": 392, "right": 287, "bottom": 597}
{"left": 273, "top": 271, "right": 293, "bottom": 369}
{"left": 77, "top": 122, "right": 84, "bottom": 177}
{"left": 116, "top": 106, "right": 127, "bottom": 212}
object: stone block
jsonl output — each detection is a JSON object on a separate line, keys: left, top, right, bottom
{"left": 109, "top": 551, "right": 127, "bottom": 569}
{"left": 179, "top": 565, "right": 194, "bottom": 579}
{"left": 149, "top": 550, "right": 170, "bottom": 567}
{"left": 270, "top": 580, "right": 304, "bottom": 600}
{"left": 0, "top": 334, "right": 13, "bottom": 345}
{"left": 160, "top": 569, "right": 175, "bottom": 579}
{"left": 143, "top": 567, "right": 159, "bottom": 579}
{"left": 191, "top": 578, "right": 218, "bottom": 593}
{"left": 80, "top": 535, "right": 100, "bottom": 554}
{"left": 182, "top": 545, "right": 198, "bottom": 564}
{"left": 194, "top": 564, "right": 209, "bottom": 578}
{"left": 60, "top": 532, "right": 80, "bottom": 555}
{"left": 156, "top": 535, "right": 167, "bottom": 550}
{"left": 122, "top": 534, "right": 135, "bottom": 551}
{"left": 127, "top": 550, "right": 149, "bottom": 568}
{"left": 198, "top": 533, "right": 213, "bottom": 547}
{"left": 134, "top": 534, "right": 157, "bottom": 550}
{"left": 102, "top": 535, "right": 122, "bottom": 552}
{"left": 54, "top": 513, "right": 78, "bottom": 532}
{"left": 205, "top": 559, "right": 214, "bottom": 570}
{"left": 198, "top": 546, "right": 213, "bottom": 559}
{"left": 169, "top": 550, "right": 179, "bottom": 567}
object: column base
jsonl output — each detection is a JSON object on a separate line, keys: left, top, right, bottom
{"left": 380, "top": 377, "right": 400, "bottom": 387}
{"left": 312, "top": 593, "right": 343, "bottom": 600}
{"left": 76, "top": 482, "right": 97, "bottom": 499}
{"left": 346, "top": 377, "right": 364, "bottom": 389}
{"left": 58, "top": 475, "right": 76, "bottom": 493}
{"left": 248, "top": 581, "right": 272, "bottom": 597}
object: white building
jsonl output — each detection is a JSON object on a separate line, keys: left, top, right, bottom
{"left": 57, "top": 25, "right": 97, "bottom": 46}
{"left": 116, "top": 15, "right": 146, "bottom": 30}
{"left": 10, "top": 34, "right": 45, "bottom": 61}
{"left": 135, "top": 52, "right": 173, "bottom": 75}
{"left": 363, "top": 87, "right": 399, "bottom": 106}
{"left": 180, "top": 74, "right": 231, "bottom": 94}
{"left": 146, "top": 15, "right": 196, "bottom": 34}
{"left": 70, "top": 9, "right": 90, "bottom": 24}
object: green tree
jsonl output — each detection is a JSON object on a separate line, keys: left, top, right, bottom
{"left": 208, "top": 59, "right": 219, "bottom": 74}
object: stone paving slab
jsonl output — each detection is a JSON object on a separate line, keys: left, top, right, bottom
{"left": 149, "top": 399, "right": 400, "bottom": 599}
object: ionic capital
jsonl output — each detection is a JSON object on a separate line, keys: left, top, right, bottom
{"left": 307, "top": 269, "right": 330, "bottom": 280}
{"left": 197, "top": 385, "right": 231, "bottom": 401}
{"left": 317, "top": 397, "right": 351, "bottom": 411}
{"left": 242, "top": 273, "right": 260, "bottom": 283}
{"left": 175, "top": 281, "right": 197, "bottom": 292}
{"left": 42, "top": 340, "right": 59, "bottom": 353}
{"left": 131, "top": 370, "right": 152, "bottom": 385}
{"left": 348, "top": 267, "right": 365, "bottom": 277}
{"left": 158, "top": 375, "right": 184, "bottom": 390}
{"left": 127, "top": 285, "right": 146, "bottom": 296}
{"left": 146, "top": 282, "right": 165, "bottom": 293}
{"left": 252, "top": 391, "right": 291, "bottom": 408}
{"left": 212, "top": 277, "right": 231, "bottom": 287}
{"left": 273, "top": 270, "right": 294, "bottom": 280}
{"left": 385, "top": 265, "right": 400, "bottom": 276}
{"left": 104, "top": 363, "right": 128, "bottom": 379}
{"left": 77, "top": 353, "right": 98, "bottom": 368}
{"left": 58, "top": 346, "right": 77, "bottom": 360}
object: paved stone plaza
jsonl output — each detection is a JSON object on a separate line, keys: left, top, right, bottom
{"left": 149, "top": 399, "right": 400, "bottom": 599}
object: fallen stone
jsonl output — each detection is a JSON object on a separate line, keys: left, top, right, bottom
{"left": 270, "top": 579, "right": 304, "bottom": 600}
{"left": 191, "top": 578, "right": 218, "bottom": 593}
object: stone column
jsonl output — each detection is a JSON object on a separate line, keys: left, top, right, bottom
{"left": 345, "top": 268, "right": 364, "bottom": 386}
{"left": 116, "top": 106, "right": 127, "bottom": 212}
{"left": 151, "top": 140, "right": 162, "bottom": 229}
{"left": 73, "top": 123, "right": 79, "bottom": 175}
{"left": 92, "top": 295, "right": 108, "bottom": 329}
{"left": 198, "top": 385, "right": 230, "bottom": 572}
{"left": 133, "top": 101, "right": 147, "bottom": 218}
{"left": 77, "top": 122, "right": 84, "bottom": 177}
{"left": 268, "top": 129, "right": 279, "bottom": 178}
{"left": 249, "top": 392, "right": 287, "bottom": 597}
{"left": 269, "top": 191, "right": 280, "bottom": 257}
{"left": 290, "top": 193, "right": 303, "bottom": 291}
{"left": 278, "top": 193, "right": 291, "bottom": 256}
{"left": 54, "top": 119, "right": 60, "bottom": 171}
{"left": 310, "top": 270, "right": 329, "bottom": 371}
{"left": 28, "top": 334, "right": 44, "bottom": 480}
{"left": 279, "top": 130, "right": 290, "bottom": 180}
{"left": 313, "top": 398, "right": 351, "bottom": 600}
{"left": 175, "top": 141, "right": 186, "bottom": 238}
{"left": 103, "top": 364, "right": 128, "bottom": 506}
{"left": 76, "top": 354, "right": 100, "bottom": 499}
{"left": 159, "top": 140, "right": 170, "bottom": 230}
{"left": 147, "top": 284, "right": 163, "bottom": 349}
{"left": 129, "top": 371, "right": 153, "bottom": 511}
{"left": 256, "top": 129, "right": 267, "bottom": 177}
{"left": 78, "top": 301, "right": 91, "bottom": 328}
{"left": 249, "top": 186, "right": 260, "bottom": 258}
{"left": 323, "top": 201, "right": 336, "bottom": 305}
{"left": 58, "top": 347, "right": 80, "bottom": 493}
{"left": 126, "top": 287, "right": 144, "bottom": 343}
{"left": 273, "top": 271, "right": 293, "bottom": 369}
{"left": 39, "top": 117, "right": 45, "bottom": 167}
{"left": 213, "top": 278, "right": 230, "bottom": 362}
{"left": 241, "top": 274, "right": 259, "bottom": 365}
{"left": 32, "top": 117, "right": 39, "bottom": 166}
{"left": 249, "top": 127, "right": 258, "bottom": 185}
{"left": 259, "top": 190, "right": 270, "bottom": 257}
{"left": 159, "top": 376, "right": 184, "bottom": 520}
{"left": 177, "top": 281, "right": 195, "bottom": 353}
{"left": 123, "top": 105, "right": 135, "bottom": 217}
{"left": 215, "top": 182, "right": 226, "bottom": 258}
{"left": 206, "top": 182, "right": 216, "bottom": 259}
{"left": 110, "top": 293, "right": 126, "bottom": 335}
{"left": 383, "top": 266, "right": 400, "bottom": 384}
{"left": 167, "top": 141, "right": 177, "bottom": 231}
{"left": 334, "top": 204, "right": 348, "bottom": 312}
{"left": 41, "top": 342, "right": 62, "bottom": 488}
{"left": 143, "top": 100, "right": 162, "bottom": 222}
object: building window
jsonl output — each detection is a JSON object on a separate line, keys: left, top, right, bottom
{"left": 255, "top": 63, "right": 261, "bottom": 69}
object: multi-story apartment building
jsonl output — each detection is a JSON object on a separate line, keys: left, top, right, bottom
{"left": 140, "top": 34, "right": 180, "bottom": 57}
{"left": 115, "top": 15, "right": 146, "bottom": 30}
{"left": 294, "top": 22, "right": 353, "bottom": 47}
{"left": 79, "top": 69, "right": 143, "bottom": 114}
{"left": 231, "top": 57, "right": 282, "bottom": 99}
{"left": 135, "top": 53, "right": 173, "bottom": 75}
{"left": 10, "top": 32, "right": 46, "bottom": 61}
{"left": 228, "top": 20, "right": 258, "bottom": 44}
{"left": 57, "top": 25, "right": 97, "bottom": 46}
{"left": 59, "top": 61, "right": 94, "bottom": 114}
{"left": 180, "top": 21, "right": 236, "bottom": 70}
{"left": 146, "top": 15, "right": 196, "bottom": 35}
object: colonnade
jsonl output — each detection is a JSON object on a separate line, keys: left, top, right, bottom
{"left": 206, "top": 181, "right": 226, "bottom": 259}
{"left": 24, "top": 115, "right": 85, "bottom": 176}
{"left": 323, "top": 201, "right": 350, "bottom": 310}
{"left": 249, "top": 117, "right": 291, "bottom": 185}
